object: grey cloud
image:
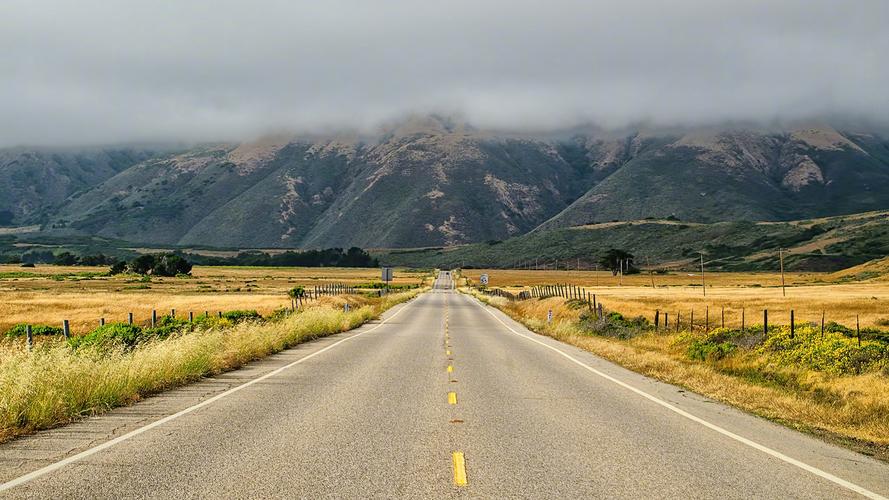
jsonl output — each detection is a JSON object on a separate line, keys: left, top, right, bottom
{"left": 0, "top": 0, "right": 887, "bottom": 146}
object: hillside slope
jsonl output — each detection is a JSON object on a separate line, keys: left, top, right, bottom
{"left": 539, "top": 125, "right": 889, "bottom": 229}
{"left": 0, "top": 146, "right": 177, "bottom": 226}
{"left": 376, "top": 210, "right": 889, "bottom": 272}
{"left": 5, "top": 119, "right": 889, "bottom": 248}
{"left": 45, "top": 118, "right": 603, "bottom": 247}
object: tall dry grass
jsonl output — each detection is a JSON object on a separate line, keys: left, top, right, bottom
{"left": 0, "top": 289, "right": 421, "bottom": 442}
{"left": 466, "top": 289, "right": 889, "bottom": 453}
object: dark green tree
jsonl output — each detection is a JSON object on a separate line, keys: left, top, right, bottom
{"left": 53, "top": 252, "right": 79, "bottom": 266}
{"left": 598, "top": 249, "right": 638, "bottom": 275}
{"left": 128, "top": 254, "right": 156, "bottom": 275}
{"left": 152, "top": 254, "right": 192, "bottom": 277}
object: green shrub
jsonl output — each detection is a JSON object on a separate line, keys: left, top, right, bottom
{"left": 266, "top": 307, "right": 291, "bottom": 322}
{"left": 221, "top": 310, "right": 262, "bottom": 323}
{"left": 69, "top": 323, "right": 150, "bottom": 350}
{"left": 70, "top": 318, "right": 194, "bottom": 350}
{"left": 578, "top": 310, "right": 650, "bottom": 339}
{"left": 687, "top": 339, "right": 736, "bottom": 361}
{"left": 759, "top": 326, "right": 889, "bottom": 375}
{"left": 5, "top": 323, "right": 64, "bottom": 338}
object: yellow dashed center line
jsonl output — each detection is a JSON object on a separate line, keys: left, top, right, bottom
{"left": 444, "top": 290, "right": 466, "bottom": 487}
{"left": 452, "top": 452, "right": 467, "bottom": 486}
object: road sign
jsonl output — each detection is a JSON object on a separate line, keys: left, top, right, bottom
{"left": 480, "top": 274, "right": 489, "bottom": 285}
{"left": 382, "top": 267, "right": 393, "bottom": 283}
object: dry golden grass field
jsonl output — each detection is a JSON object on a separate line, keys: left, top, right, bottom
{"left": 462, "top": 269, "right": 889, "bottom": 330}
{"left": 0, "top": 265, "right": 430, "bottom": 335}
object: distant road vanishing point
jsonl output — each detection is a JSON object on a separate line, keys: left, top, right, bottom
{"left": 1, "top": 272, "right": 887, "bottom": 498}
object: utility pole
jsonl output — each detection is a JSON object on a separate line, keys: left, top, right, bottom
{"left": 700, "top": 253, "right": 706, "bottom": 297}
{"left": 647, "top": 256, "right": 654, "bottom": 288}
{"left": 779, "top": 248, "right": 786, "bottom": 297}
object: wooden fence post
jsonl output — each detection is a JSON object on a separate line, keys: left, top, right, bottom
{"left": 763, "top": 310, "right": 768, "bottom": 338}
{"left": 677, "top": 312, "right": 681, "bottom": 332}
{"left": 655, "top": 310, "right": 660, "bottom": 330}
{"left": 63, "top": 319, "right": 70, "bottom": 340}
{"left": 857, "top": 315, "right": 861, "bottom": 346}
{"left": 189, "top": 311, "right": 194, "bottom": 322}
{"left": 128, "top": 312, "right": 134, "bottom": 325}
{"left": 721, "top": 307, "right": 725, "bottom": 329}
{"left": 171, "top": 309, "right": 175, "bottom": 319}
{"left": 820, "top": 311, "right": 825, "bottom": 339}
{"left": 741, "top": 308, "right": 745, "bottom": 331}
{"left": 790, "top": 310, "right": 795, "bottom": 339}
{"left": 100, "top": 318, "right": 105, "bottom": 327}
{"left": 26, "top": 324, "right": 33, "bottom": 350}
{"left": 664, "top": 312, "right": 669, "bottom": 330}
{"left": 151, "top": 310, "right": 157, "bottom": 328}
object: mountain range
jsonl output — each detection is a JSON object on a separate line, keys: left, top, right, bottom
{"left": 2, "top": 116, "right": 888, "bottom": 249}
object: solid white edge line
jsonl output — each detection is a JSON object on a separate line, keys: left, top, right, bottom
{"left": 464, "top": 292, "right": 887, "bottom": 500}
{"left": 0, "top": 295, "right": 420, "bottom": 492}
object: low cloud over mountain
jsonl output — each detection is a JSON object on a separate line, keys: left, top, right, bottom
{"left": 1, "top": 1, "right": 887, "bottom": 146}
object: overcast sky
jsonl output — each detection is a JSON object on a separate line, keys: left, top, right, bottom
{"left": 1, "top": 0, "right": 887, "bottom": 146}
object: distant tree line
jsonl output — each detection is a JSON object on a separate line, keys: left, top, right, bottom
{"left": 2, "top": 250, "right": 121, "bottom": 266}
{"left": 52, "top": 252, "right": 119, "bottom": 266}
{"left": 191, "top": 247, "right": 379, "bottom": 268}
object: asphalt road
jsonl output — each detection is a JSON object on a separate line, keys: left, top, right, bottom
{"left": 1, "top": 272, "right": 888, "bottom": 498}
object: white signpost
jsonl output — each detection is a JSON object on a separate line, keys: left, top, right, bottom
{"left": 480, "top": 274, "right": 489, "bottom": 286}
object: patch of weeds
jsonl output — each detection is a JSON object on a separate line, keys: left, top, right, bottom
{"left": 0, "top": 272, "right": 37, "bottom": 279}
